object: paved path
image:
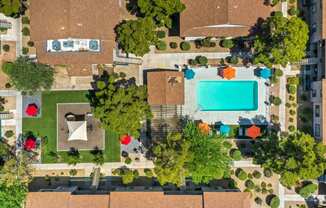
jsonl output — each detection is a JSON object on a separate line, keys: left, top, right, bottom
{"left": 284, "top": 194, "right": 305, "bottom": 201}
{"left": 279, "top": 182, "right": 286, "bottom": 208}
{"left": 282, "top": 1, "right": 288, "bottom": 18}
{"left": 232, "top": 160, "right": 260, "bottom": 168}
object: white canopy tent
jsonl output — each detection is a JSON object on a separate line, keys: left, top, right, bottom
{"left": 67, "top": 120, "right": 87, "bottom": 141}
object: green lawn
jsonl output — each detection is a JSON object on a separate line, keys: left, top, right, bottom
{"left": 22, "top": 91, "right": 120, "bottom": 163}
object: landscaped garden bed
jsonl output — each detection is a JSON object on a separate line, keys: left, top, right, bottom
{"left": 22, "top": 91, "right": 120, "bottom": 163}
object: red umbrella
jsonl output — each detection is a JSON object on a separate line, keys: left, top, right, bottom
{"left": 24, "top": 136, "right": 36, "bottom": 151}
{"left": 246, "top": 125, "right": 261, "bottom": 139}
{"left": 120, "top": 135, "right": 132, "bottom": 145}
{"left": 25, "top": 103, "right": 38, "bottom": 116}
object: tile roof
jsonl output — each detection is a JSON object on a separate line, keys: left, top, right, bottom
{"left": 322, "top": 79, "right": 326, "bottom": 144}
{"left": 180, "top": 0, "right": 273, "bottom": 37}
{"left": 322, "top": 1, "right": 326, "bottom": 39}
{"left": 147, "top": 71, "right": 185, "bottom": 105}
{"left": 203, "top": 192, "right": 252, "bottom": 208}
{"left": 30, "top": 0, "right": 120, "bottom": 66}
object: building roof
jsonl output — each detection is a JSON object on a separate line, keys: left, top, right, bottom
{"left": 322, "top": 79, "right": 326, "bottom": 144}
{"left": 147, "top": 71, "right": 185, "bottom": 105}
{"left": 26, "top": 191, "right": 251, "bottom": 208}
{"left": 30, "top": 0, "right": 120, "bottom": 66}
{"left": 180, "top": 0, "right": 273, "bottom": 37}
{"left": 322, "top": 1, "right": 326, "bottom": 39}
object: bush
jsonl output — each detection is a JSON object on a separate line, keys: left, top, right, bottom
{"left": 22, "top": 16, "right": 30, "bottom": 24}
{"left": 289, "top": 117, "right": 294, "bottom": 123}
{"left": 226, "top": 56, "right": 239, "bottom": 64}
{"left": 5, "top": 130, "right": 14, "bottom": 138}
{"left": 202, "top": 37, "right": 212, "bottom": 47}
{"left": 253, "top": 170, "right": 262, "bottom": 179}
{"left": 298, "top": 183, "right": 318, "bottom": 198}
{"left": 270, "top": 95, "right": 282, "bottom": 106}
{"left": 22, "top": 27, "right": 30, "bottom": 36}
{"left": 209, "top": 42, "right": 216, "bottom": 47}
{"left": 270, "top": 75, "right": 279, "bottom": 84}
{"left": 188, "top": 59, "right": 197, "bottom": 66}
{"left": 156, "top": 41, "right": 167, "bottom": 50}
{"left": 287, "top": 77, "right": 300, "bottom": 85}
{"left": 236, "top": 168, "right": 247, "bottom": 180}
{"left": 27, "top": 41, "right": 34, "bottom": 47}
{"left": 195, "top": 55, "right": 208, "bottom": 66}
{"left": 144, "top": 168, "right": 153, "bottom": 177}
{"left": 22, "top": 47, "right": 29, "bottom": 55}
{"left": 180, "top": 41, "right": 191, "bottom": 51}
{"left": 285, "top": 103, "right": 291, "bottom": 108}
{"left": 248, "top": 173, "right": 253, "bottom": 179}
{"left": 2, "top": 44, "right": 10, "bottom": 52}
{"left": 274, "top": 68, "right": 283, "bottom": 77}
{"left": 288, "top": 7, "right": 299, "bottom": 16}
{"left": 223, "top": 141, "right": 232, "bottom": 149}
{"left": 125, "top": 157, "right": 132, "bottom": 164}
{"left": 156, "top": 30, "right": 166, "bottom": 39}
{"left": 5, "top": 83, "right": 11, "bottom": 88}
{"left": 288, "top": 125, "right": 295, "bottom": 132}
{"left": 289, "top": 109, "right": 296, "bottom": 116}
{"left": 255, "top": 197, "right": 263, "bottom": 205}
{"left": 69, "top": 169, "right": 77, "bottom": 176}
{"left": 255, "top": 186, "right": 262, "bottom": 193}
{"left": 245, "top": 179, "right": 255, "bottom": 189}
{"left": 169, "top": 42, "right": 177, "bottom": 49}
{"left": 220, "top": 39, "right": 234, "bottom": 48}
{"left": 264, "top": 168, "right": 273, "bottom": 177}
{"left": 269, "top": 196, "right": 280, "bottom": 208}
{"left": 287, "top": 85, "right": 297, "bottom": 94}
{"left": 230, "top": 149, "right": 242, "bottom": 160}
{"left": 289, "top": 95, "right": 295, "bottom": 101}
{"left": 271, "top": 114, "right": 279, "bottom": 123}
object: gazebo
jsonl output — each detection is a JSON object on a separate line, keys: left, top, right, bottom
{"left": 221, "top": 67, "right": 236, "bottom": 80}
{"left": 67, "top": 120, "right": 88, "bottom": 141}
{"left": 25, "top": 103, "right": 39, "bottom": 117}
{"left": 246, "top": 125, "right": 261, "bottom": 139}
{"left": 120, "top": 135, "right": 132, "bottom": 145}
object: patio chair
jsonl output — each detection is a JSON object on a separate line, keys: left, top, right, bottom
{"left": 238, "top": 127, "right": 245, "bottom": 137}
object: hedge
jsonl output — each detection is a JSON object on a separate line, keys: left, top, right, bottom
{"left": 180, "top": 41, "right": 191, "bottom": 51}
{"left": 298, "top": 183, "right": 317, "bottom": 198}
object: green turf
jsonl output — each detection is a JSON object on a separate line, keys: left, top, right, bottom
{"left": 22, "top": 91, "right": 120, "bottom": 163}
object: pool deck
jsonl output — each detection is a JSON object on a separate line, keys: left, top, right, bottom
{"left": 183, "top": 66, "right": 270, "bottom": 125}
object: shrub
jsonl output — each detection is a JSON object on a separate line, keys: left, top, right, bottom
{"left": 27, "top": 41, "right": 34, "bottom": 47}
{"left": 22, "top": 27, "right": 30, "bottom": 36}
{"left": 2, "top": 44, "right": 10, "bottom": 52}
{"left": 188, "top": 59, "right": 197, "bottom": 66}
{"left": 195, "top": 55, "right": 208, "bottom": 66}
{"left": 236, "top": 168, "right": 247, "bottom": 180}
{"left": 223, "top": 141, "right": 232, "bottom": 149}
{"left": 156, "top": 40, "right": 167, "bottom": 50}
{"left": 298, "top": 183, "right": 318, "bottom": 198}
{"left": 230, "top": 149, "right": 242, "bottom": 160}
{"left": 253, "top": 170, "right": 262, "bottom": 179}
{"left": 248, "top": 173, "right": 253, "bottom": 179}
{"left": 289, "top": 117, "right": 294, "bottom": 123}
{"left": 125, "top": 157, "right": 132, "bottom": 164}
{"left": 69, "top": 169, "right": 77, "bottom": 176}
{"left": 226, "top": 56, "right": 239, "bottom": 64}
{"left": 22, "top": 16, "right": 30, "bottom": 24}
{"left": 288, "top": 125, "right": 295, "bottom": 132}
{"left": 180, "top": 41, "right": 191, "bottom": 51}
{"left": 288, "top": 7, "right": 299, "bottom": 16}
{"left": 269, "top": 196, "right": 280, "bottom": 208}
{"left": 289, "top": 109, "right": 296, "bottom": 116}
{"left": 264, "top": 168, "right": 273, "bottom": 177}
{"left": 255, "top": 185, "right": 262, "bottom": 193}
{"left": 220, "top": 39, "right": 234, "bottom": 48}
{"left": 287, "top": 85, "right": 297, "bottom": 94}
{"left": 255, "top": 197, "right": 263, "bottom": 205}
{"left": 270, "top": 75, "right": 279, "bottom": 84}
{"left": 268, "top": 189, "right": 274, "bottom": 194}
{"left": 287, "top": 77, "right": 300, "bottom": 85}
{"left": 245, "top": 179, "right": 255, "bottom": 189}
{"left": 289, "top": 95, "right": 295, "bottom": 101}
{"left": 274, "top": 68, "right": 283, "bottom": 77}
{"left": 144, "top": 168, "right": 153, "bottom": 177}
{"left": 22, "top": 47, "right": 29, "bottom": 55}
{"left": 169, "top": 42, "right": 177, "bottom": 49}
{"left": 271, "top": 114, "right": 279, "bottom": 122}
{"left": 262, "top": 187, "right": 268, "bottom": 194}
{"left": 209, "top": 42, "right": 216, "bottom": 47}
{"left": 156, "top": 30, "right": 166, "bottom": 39}
{"left": 270, "top": 96, "right": 282, "bottom": 106}
{"left": 5, "top": 130, "right": 14, "bottom": 138}
{"left": 5, "top": 83, "right": 11, "bottom": 88}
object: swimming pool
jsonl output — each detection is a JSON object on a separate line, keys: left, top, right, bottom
{"left": 197, "top": 81, "right": 258, "bottom": 111}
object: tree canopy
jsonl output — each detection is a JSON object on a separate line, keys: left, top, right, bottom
{"left": 89, "top": 74, "right": 152, "bottom": 138}
{"left": 253, "top": 132, "right": 326, "bottom": 187}
{"left": 0, "top": 181, "right": 27, "bottom": 208}
{"left": 0, "top": 0, "right": 24, "bottom": 18}
{"left": 137, "top": 0, "right": 185, "bottom": 28}
{"left": 153, "top": 121, "right": 231, "bottom": 186}
{"left": 253, "top": 15, "right": 309, "bottom": 66}
{"left": 2, "top": 57, "right": 54, "bottom": 93}
{"left": 116, "top": 18, "right": 158, "bottom": 56}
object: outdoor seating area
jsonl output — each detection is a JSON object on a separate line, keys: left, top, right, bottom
{"left": 47, "top": 39, "right": 100, "bottom": 53}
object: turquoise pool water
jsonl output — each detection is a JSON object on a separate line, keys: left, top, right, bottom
{"left": 197, "top": 81, "right": 258, "bottom": 111}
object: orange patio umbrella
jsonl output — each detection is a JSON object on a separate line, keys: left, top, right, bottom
{"left": 198, "top": 122, "right": 211, "bottom": 134}
{"left": 222, "top": 67, "right": 236, "bottom": 80}
{"left": 246, "top": 125, "right": 261, "bottom": 139}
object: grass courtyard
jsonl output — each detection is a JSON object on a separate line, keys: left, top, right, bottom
{"left": 22, "top": 91, "right": 120, "bottom": 163}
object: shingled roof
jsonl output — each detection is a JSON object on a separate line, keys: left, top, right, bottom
{"left": 30, "top": 0, "right": 120, "bottom": 66}
{"left": 180, "top": 0, "right": 273, "bottom": 37}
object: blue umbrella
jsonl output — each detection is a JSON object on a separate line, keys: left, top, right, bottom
{"left": 220, "top": 124, "right": 231, "bottom": 136}
{"left": 260, "top": 67, "right": 272, "bottom": 79}
{"left": 184, "top": 69, "right": 195, "bottom": 80}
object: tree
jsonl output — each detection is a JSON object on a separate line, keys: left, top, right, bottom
{"left": 153, "top": 133, "right": 190, "bottom": 186}
{"left": 269, "top": 196, "right": 280, "bottom": 208}
{"left": 0, "top": 0, "right": 25, "bottom": 18}
{"left": 220, "top": 39, "right": 234, "bottom": 48}
{"left": 298, "top": 183, "right": 318, "bottom": 198}
{"left": 253, "top": 15, "right": 308, "bottom": 66}
{"left": 113, "top": 167, "right": 138, "bottom": 184}
{"left": 89, "top": 74, "right": 152, "bottom": 138}
{"left": 183, "top": 122, "right": 231, "bottom": 184}
{"left": 254, "top": 132, "right": 326, "bottom": 188}
{"left": 2, "top": 57, "right": 54, "bottom": 93}
{"left": 0, "top": 181, "right": 27, "bottom": 208}
{"left": 116, "top": 18, "right": 158, "bottom": 56}
{"left": 137, "top": 0, "right": 185, "bottom": 28}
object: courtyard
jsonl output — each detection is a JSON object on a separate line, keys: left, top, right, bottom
{"left": 22, "top": 91, "right": 120, "bottom": 163}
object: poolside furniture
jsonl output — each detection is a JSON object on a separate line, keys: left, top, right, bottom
{"left": 184, "top": 69, "right": 195, "bottom": 80}
{"left": 24, "top": 136, "right": 36, "bottom": 151}
{"left": 220, "top": 124, "right": 231, "bottom": 136}
{"left": 25, "top": 103, "right": 39, "bottom": 117}
{"left": 120, "top": 135, "right": 132, "bottom": 145}
{"left": 221, "top": 66, "right": 236, "bottom": 80}
{"left": 246, "top": 125, "right": 261, "bottom": 139}
{"left": 259, "top": 67, "right": 272, "bottom": 79}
